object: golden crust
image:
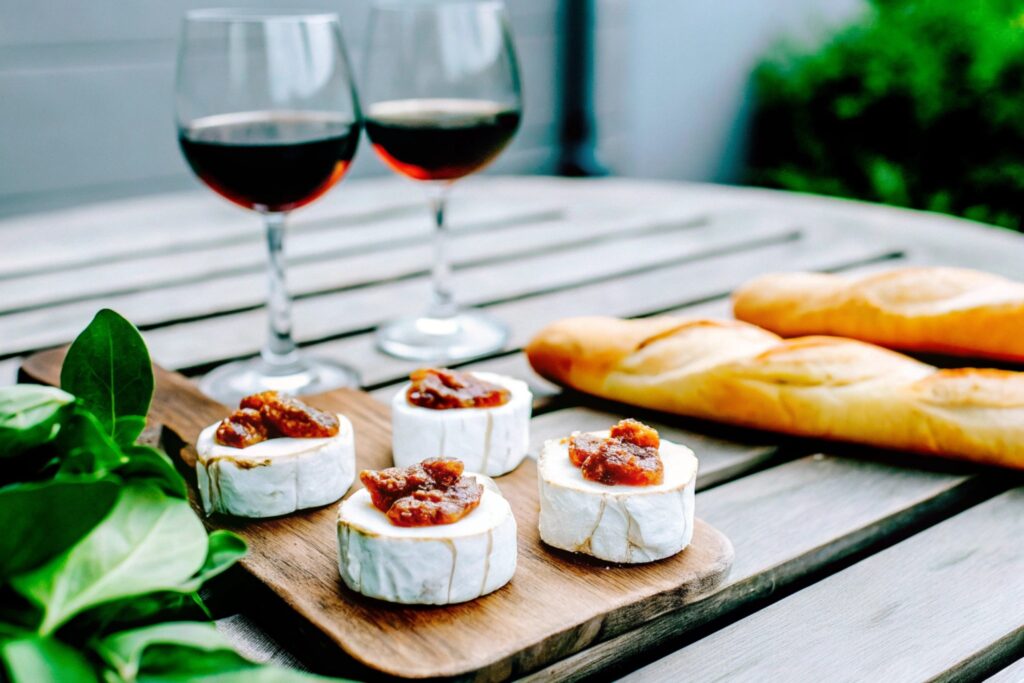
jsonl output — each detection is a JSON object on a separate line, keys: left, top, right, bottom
{"left": 525, "top": 315, "right": 1024, "bottom": 470}
{"left": 732, "top": 267, "right": 1024, "bottom": 362}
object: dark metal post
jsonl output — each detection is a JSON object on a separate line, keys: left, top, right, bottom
{"left": 556, "top": 0, "right": 608, "bottom": 177}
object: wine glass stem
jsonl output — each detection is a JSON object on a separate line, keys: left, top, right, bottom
{"left": 262, "top": 212, "right": 301, "bottom": 370}
{"left": 428, "top": 185, "right": 457, "bottom": 319}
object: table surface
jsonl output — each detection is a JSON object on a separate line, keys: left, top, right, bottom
{"left": 4, "top": 176, "right": 1024, "bottom": 682}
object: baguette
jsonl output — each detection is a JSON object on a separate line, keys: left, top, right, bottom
{"left": 732, "top": 267, "right": 1024, "bottom": 362}
{"left": 525, "top": 316, "right": 1024, "bottom": 469}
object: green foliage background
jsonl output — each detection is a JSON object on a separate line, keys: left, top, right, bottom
{"left": 747, "top": 0, "right": 1024, "bottom": 231}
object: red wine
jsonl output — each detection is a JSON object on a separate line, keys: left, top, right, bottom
{"left": 365, "top": 99, "right": 520, "bottom": 181}
{"left": 179, "top": 111, "right": 360, "bottom": 213}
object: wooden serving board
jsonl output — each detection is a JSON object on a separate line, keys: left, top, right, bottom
{"left": 22, "top": 349, "right": 733, "bottom": 681}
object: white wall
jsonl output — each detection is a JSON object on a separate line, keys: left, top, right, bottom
{"left": 0, "top": 0, "right": 861, "bottom": 216}
{"left": 606, "top": 0, "right": 864, "bottom": 182}
{"left": 0, "top": 0, "right": 567, "bottom": 217}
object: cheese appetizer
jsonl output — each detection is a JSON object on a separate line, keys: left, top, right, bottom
{"left": 195, "top": 391, "right": 355, "bottom": 517}
{"left": 337, "top": 458, "right": 517, "bottom": 605}
{"left": 538, "top": 419, "right": 698, "bottom": 564}
{"left": 391, "top": 368, "right": 531, "bottom": 476}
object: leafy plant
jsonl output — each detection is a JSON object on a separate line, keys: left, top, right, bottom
{"left": 747, "top": 0, "right": 1024, "bottom": 231}
{"left": 0, "top": 310, "right": 339, "bottom": 683}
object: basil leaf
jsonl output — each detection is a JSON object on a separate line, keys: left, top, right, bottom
{"left": 55, "top": 409, "right": 127, "bottom": 478}
{"left": 95, "top": 622, "right": 341, "bottom": 682}
{"left": 60, "top": 309, "right": 154, "bottom": 443}
{"left": 94, "top": 621, "right": 232, "bottom": 682}
{"left": 0, "top": 385, "right": 74, "bottom": 458}
{"left": 1, "top": 636, "right": 98, "bottom": 683}
{"left": 114, "top": 415, "right": 148, "bottom": 447}
{"left": 0, "top": 479, "right": 118, "bottom": 579}
{"left": 66, "top": 592, "right": 208, "bottom": 640}
{"left": 178, "top": 531, "right": 247, "bottom": 592}
{"left": 11, "top": 485, "right": 208, "bottom": 635}
{"left": 118, "top": 445, "right": 187, "bottom": 499}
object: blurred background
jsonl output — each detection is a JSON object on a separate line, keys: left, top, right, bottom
{"left": 4, "top": 0, "right": 1021, "bottom": 232}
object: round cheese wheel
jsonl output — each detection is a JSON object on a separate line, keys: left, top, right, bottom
{"left": 195, "top": 414, "right": 355, "bottom": 518}
{"left": 337, "top": 475, "right": 517, "bottom": 605}
{"left": 391, "top": 372, "right": 532, "bottom": 476}
{"left": 538, "top": 432, "right": 697, "bottom": 563}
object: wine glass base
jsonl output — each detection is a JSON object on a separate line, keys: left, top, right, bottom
{"left": 197, "top": 354, "right": 360, "bottom": 406}
{"left": 376, "top": 310, "right": 509, "bottom": 362}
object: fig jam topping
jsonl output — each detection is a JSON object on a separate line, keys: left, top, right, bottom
{"left": 214, "top": 408, "right": 268, "bottom": 449}
{"left": 568, "top": 419, "right": 664, "bottom": 486}
{"left": 406, "top": 368, "right": 511, "bottom": 410}
{"left": 360, "top": 458, "right": 483, "bottom": 527}
{"left": 214, "top": 391, "right": 339, "bottom": 447}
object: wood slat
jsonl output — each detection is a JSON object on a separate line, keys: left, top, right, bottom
{"left": 524, "top": 454, "right": 993, "bottom": 682}
{"left": 622, "top": 488, "right": 1024, "bottom": 683}
{"left": 105, "top": 214, "right": 803, "bottom": 371}
{"left": 0, "top": 357, "right": 21, "bottom": 386}
{"left": 0, "top": 181, "right": 418, "bottom": 277}
{"left": 301, "top": 227, "right": 902, "bottom": 389}
{"left": 0, "top": 202, "right": 701, "bottom": 344}
{"left": 0, "top": 198, "right": 565, "bottom": 315}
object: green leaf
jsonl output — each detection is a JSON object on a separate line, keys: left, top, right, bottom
{"left": 178, "top": 531, "right": 247, "bottom": 592}
{"left": 118, "top": 445, "right": 187, "bottom": 499}
{"left": 114, "top": 416, "right": 148, "bottom": 447}
{"left": 60, "top": 309, "right": 154, "bottom": 443}
{"left": 55, "top": 409, "right": 127, "bottom": 478}
{"left": 94, "top": 621, "right": 233, "bottom": 682}
{"left": 66, "top": 591, "right": 208, "bottom": 640}
{"left": 94, "top": 622, "right": 341, "bottom": 683}
{"left": 0, "top": 478, "right": 118, "bottom": 579}
{"left": 0, "top": 385, "right": 74, "bottom": 458}
{"left": 11, "top": 485, "right": 208, "bottom": 635}
{"left": 1, "top": 636, "right": 98, "bottom": 683}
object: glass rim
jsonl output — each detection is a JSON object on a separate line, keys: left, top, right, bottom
{"left": 184, "top": 8, "right": 340, "bottom": 23}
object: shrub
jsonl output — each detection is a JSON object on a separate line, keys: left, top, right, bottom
{"left": 747, "top": 0, "right": 1024, "bottom": 230}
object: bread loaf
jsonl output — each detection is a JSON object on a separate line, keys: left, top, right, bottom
{"left": 732, "top": 267, "right": 1024, "bottom": 362}
{"left": 525, "top": 316, "right": 1024, "bottom": 469}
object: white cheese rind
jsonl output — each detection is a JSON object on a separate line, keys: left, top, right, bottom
{"left": 337, "top": 475, "right": 517, "bottom": 605}
{"left": 391, "top": 372, "right": 532, "bottom": 476}
{"left": 195, "top": 414, "right": 355, "bottom": 518}
{"left": 537, "top": 432, "right": 697, "bottom": 563}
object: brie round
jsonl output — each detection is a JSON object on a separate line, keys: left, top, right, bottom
{"left": 538, "top": 432, "right": 698, "bottom": 563}
{"left": 195, "top": 414, "right": 355, "bottom": 518}
{"left": 391, "top": 372, "right": 532, "bottom": 476}
{"left": 337, "top": 475, "right": 517, "bottom": 605}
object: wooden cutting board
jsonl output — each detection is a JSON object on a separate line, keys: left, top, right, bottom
{"left": 22, "top": 350, "right": 733, "bottom": 681}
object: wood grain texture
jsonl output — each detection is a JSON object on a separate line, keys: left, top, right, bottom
{"left": 120, "top": 215, "right": 798, "bottom": 371}
{"left": 524, "top": 453, "right": 990, "bottom": 682}
{"left": 623, "top": 489, "right": 1024, "bottom": 683}
{"left": 299, "top": 229, "right": 900, "bottom": 390}
{"left": 20, "top": 350, "right": 733, "bottom": 680}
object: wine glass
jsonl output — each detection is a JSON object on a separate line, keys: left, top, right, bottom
{"left": 176, "top": 9, "right": 362, "bottom": 405}
{"left": 363, "top": 0, "right": 522, "bottom": 362}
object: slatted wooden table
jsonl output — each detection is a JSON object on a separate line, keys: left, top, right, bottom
{"left": 4, "top": 176, "right": 1024, "bottom": 681}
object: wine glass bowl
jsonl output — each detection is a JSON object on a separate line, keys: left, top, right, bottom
{"left": 363, "top": 0, "right": 522, "bottom": 362}
{"left": 175, "top": 9, "right": 362, "bottom": 404}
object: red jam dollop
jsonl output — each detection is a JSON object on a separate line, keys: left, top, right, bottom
{"left": 568, "top": 419, "right": 664, "bottom": 486}
{"left": 406, "top": 368, "right": 511, "bottom": 410}
{"left": 214, "top": 391, "right": 339, "bottom": 448}
{"left": 360, "top": 458, "right": 483, "bottom": 527}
